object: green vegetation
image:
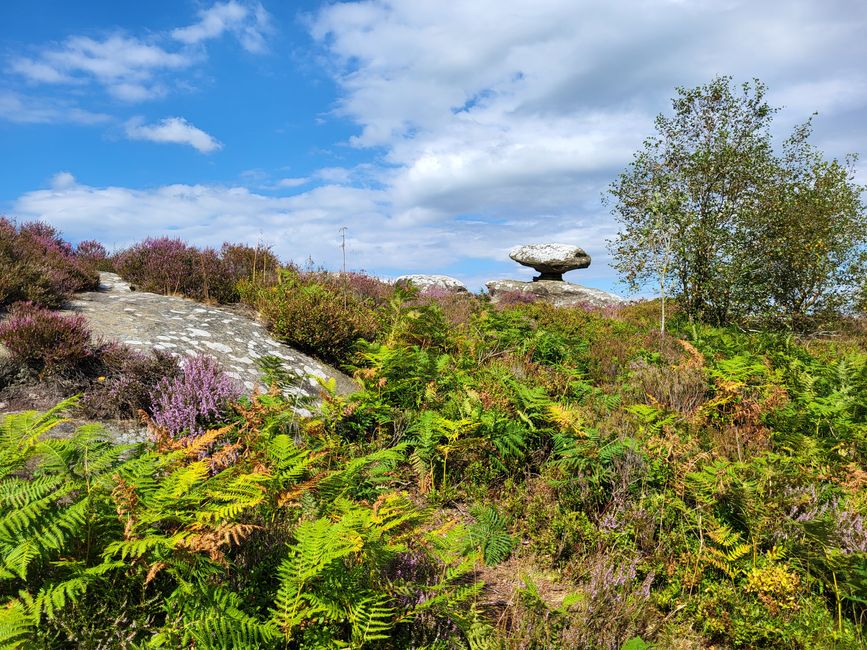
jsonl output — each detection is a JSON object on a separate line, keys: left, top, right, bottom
{"left": 2, "top": 292, "right": 866, "bottom": 648}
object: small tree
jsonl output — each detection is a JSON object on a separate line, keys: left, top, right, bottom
{"left": 738, "top": 119, "right": 866, "bottom": 328}
{"left": 609, "top": 190, "right": 678, "bottom": 334}
{"left": 607, "top": 76, "right": 776, "bottom": 324}
{"left": 607, "top": 76, "right": 866, "bottom": 329}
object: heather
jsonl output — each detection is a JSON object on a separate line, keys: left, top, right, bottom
{"left": 2, "top": 286, "right": 866, "bottom": 648}
{"left": 0, "top": 302, "right": 95, "bottom": 374}
{"left": 149, "top": 353, "right": 240, "bottom": 439}
{"left": 113, "top": 237, "right": 279, "bottom": 303}
{"left": 79, "top": 345, "right": 182, "bottom": 420}
{"left": 239, "top": 267, "right": 384, "bottom": 365}
{"left": 0, "top": 218, "right": 98, "bottom": 309}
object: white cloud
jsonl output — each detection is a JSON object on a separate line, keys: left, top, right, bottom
{"left": 276, "top": 177, "right": 309, "bottom": 188}
{"left": 7, "top": 2, "right": 273, "bottom": 105}
{"left": 51, "top": 172, "right": 77, "bottom": 189}
{"left": 8, "top": 58, "right": 76, "bottom": 84}
{"left": 11, "top": 176, "right": 619, "bottom": 290}
{"left": 10, "top": 34, "right": 194, "bottom": 102}
{"left": 315, "top": 167, "right": 352, "bottom": 184}
{"left": 305, "top": 0, "right": 867, "bottom": 284}
{"left": 771, "top": 77, "right": 867, "bottom": 118}
{"left": 0, "top": 91, "right": 111, "bottom": 125}
{"left": 125, "top": 117, "right": 223, "bottom": 153}
{"left": 172, "top": 1, "right": 273, "bottom": 53}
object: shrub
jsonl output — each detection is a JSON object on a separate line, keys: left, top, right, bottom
{"left": 244, "top": 271, "right": 380, "bottom": 365}
{"left": 412, "top": 290, "right": 482, "bottom": 329}
{"left": 113, "top": 238, "right": 280, "bottom": 304}
{"left": 220, "top": 242, "right": 281, "bottom": 288}
{"left": 75, "top": 239, "right": 114, "bottom": 272}
{"left": 631, "top": 362, "right": 708, "bottom": 415}
{"left": 0, "top": 302, "right": 94, "bottom": 374}
{"left": 0, "top": 218, "right": 98, "bottom": 308}
{"left": 323, "top": 271, "right": 397, "bottom": 307}
{"left": 79, "top": 344, "right": 182, "bottom": 419}
{"left": 149, "top": 354, "right": 241, "bottom": 439}
{"left": 493, "top": 289, "right": 539, "bottom": 308}
{"left": 113, "top": 237, "right": 199, "bottom": 297}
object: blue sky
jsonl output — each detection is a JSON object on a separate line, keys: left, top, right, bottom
{"left": 1, "top": 0, "right": 866, "bottom": 292}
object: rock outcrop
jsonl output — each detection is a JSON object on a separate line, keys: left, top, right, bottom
{"left": 62, "top": 273, "right": 357, "bottom": 401}
{"left": 509, "top": 243, "right": 591, "bottom": 281}
{"left": 395, "top": 274, "right": 468, "bottom": 293}
{"left": 486, "top": 279, "right": 627, "bottom": 308}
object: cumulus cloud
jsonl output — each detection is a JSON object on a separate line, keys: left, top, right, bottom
{"left": 276, "top": 177, "right": 309, "bottom": 188}
{"left": 172, "top": 1, "right": 273, "bottom": 53}
{"left": 299, "top": 0, "right": 867, "bottom": 288}
{"left": 0, "top": 91, "right": 111, "bottom": 125}
{"left": 10, "top": 34, "right": 193, "bottom": 101}
{"left": 11, "top": 175, "right": 618, "bottom": 290}
{"left": 124, "top": 117, "right": 223, "bottom": 153}
{"left": 7, "top": 2, "right": 272, "bottom": 105}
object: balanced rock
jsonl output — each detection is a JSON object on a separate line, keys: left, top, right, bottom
{"left": 486, "top": 279, "right": 627, "bottom": 309}
{"left": 509, "top": 243, "right": 591, "bottom": 281}
{"left": 396, "top": 274, "right": 468, "bottom": 293}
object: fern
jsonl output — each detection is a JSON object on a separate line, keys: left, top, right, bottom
{"left": 626, "top": 403, "right": 677, "bottom": 435}
{"left": 0, "top": 596, "right": 33, "bottom": 648}
{"left": 154, "top": 585, "right": 279, "bottom": 649}
{"left": 702, "top": 523, "right": 752, "bottom": 579}
{"left": 466, "top": 505, "right": 516, "bottom": 566}
{"left": 0, "top": 397, "right": 76, "bottom": 477}
{"left": 0, "top": 411, "right": 128, "bottom": 583}
{"left": 271, "top": 508, "right": 392, "bottom": 642}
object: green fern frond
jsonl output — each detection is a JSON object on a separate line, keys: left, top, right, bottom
{"left": 0, "top": 597, "right": 34, "bottom": 648}
{"left": 350, "top": 595, "right": 394, "bottom": 643}
{"left": 466, "top": 505, "right": 515, "bottom": 566}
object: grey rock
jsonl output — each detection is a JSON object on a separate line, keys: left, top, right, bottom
{"left": 61, "top": 272, "right": 358, "bottom": 402}
{"left": 509, "top": 243, "right": 591, "bottom": 281}
{"left": 396, "top": 274, "right": 468, "bottom": 293}
{"left": 486, "top": 279, "right": 627, "bottom": 309}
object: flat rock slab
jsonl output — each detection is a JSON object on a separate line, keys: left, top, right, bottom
{"left": 486, "top": 279, "right": 628, "bottom": 309}
{"left": 62, "top": 273, "right": 357, "bottom": 400}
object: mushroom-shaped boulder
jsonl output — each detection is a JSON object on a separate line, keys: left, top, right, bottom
{"left": 509, "top": 243, "right": 591, "bottom": 281}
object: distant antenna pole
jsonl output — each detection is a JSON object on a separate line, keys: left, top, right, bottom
{"left": 339, "top": 226, "right": 348, "bottom": 309}
{"left": 339, "top": 226, "right": 347, "bottom": 276}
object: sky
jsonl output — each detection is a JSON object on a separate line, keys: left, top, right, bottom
{"left": 1, "top": 0, "right": 865, "bottom": 293}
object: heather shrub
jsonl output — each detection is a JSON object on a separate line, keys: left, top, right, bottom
{"left": 75, "top": 239, "right": 114, "bottom": 272}
{"left": 338, "top": 271, "right": 398, "bottom": 307}
{"left": 195, "top": 246, "right": 235, "bottom": 303}
{"left": 0, "top": 218, "right": 98, "bottom": 308}
{"left": 149, "top": 354, "right": 241, "bottom": 439}
{"left": 559, "top": 554, "right": 656, "bottom": 650}
{"left": 113, "top": 238, "right": 279, "bottom": 303}
{"left": 492, "top": 289, "right": 539, "bottom": 308}
{"left": 412, "top": 288, "right": 482, "bottom": 328}
{"left": 0, "top": 302, "right": 94, "bottom": 374}
{"left": 79, "top": 344, "right": 182, "bottom": 419}
{"left": 243, "top": 271, "right": 381, "bottom": 365}
{"left": 221, "top": 241, "right": 280, "bottom": 287}
{"left": 113, "top": 237, "right": 200, "bottom": 297}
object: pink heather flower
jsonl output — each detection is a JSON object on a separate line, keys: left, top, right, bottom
{"left": 150, "top": 354, "right": 241, "bottom": 439}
